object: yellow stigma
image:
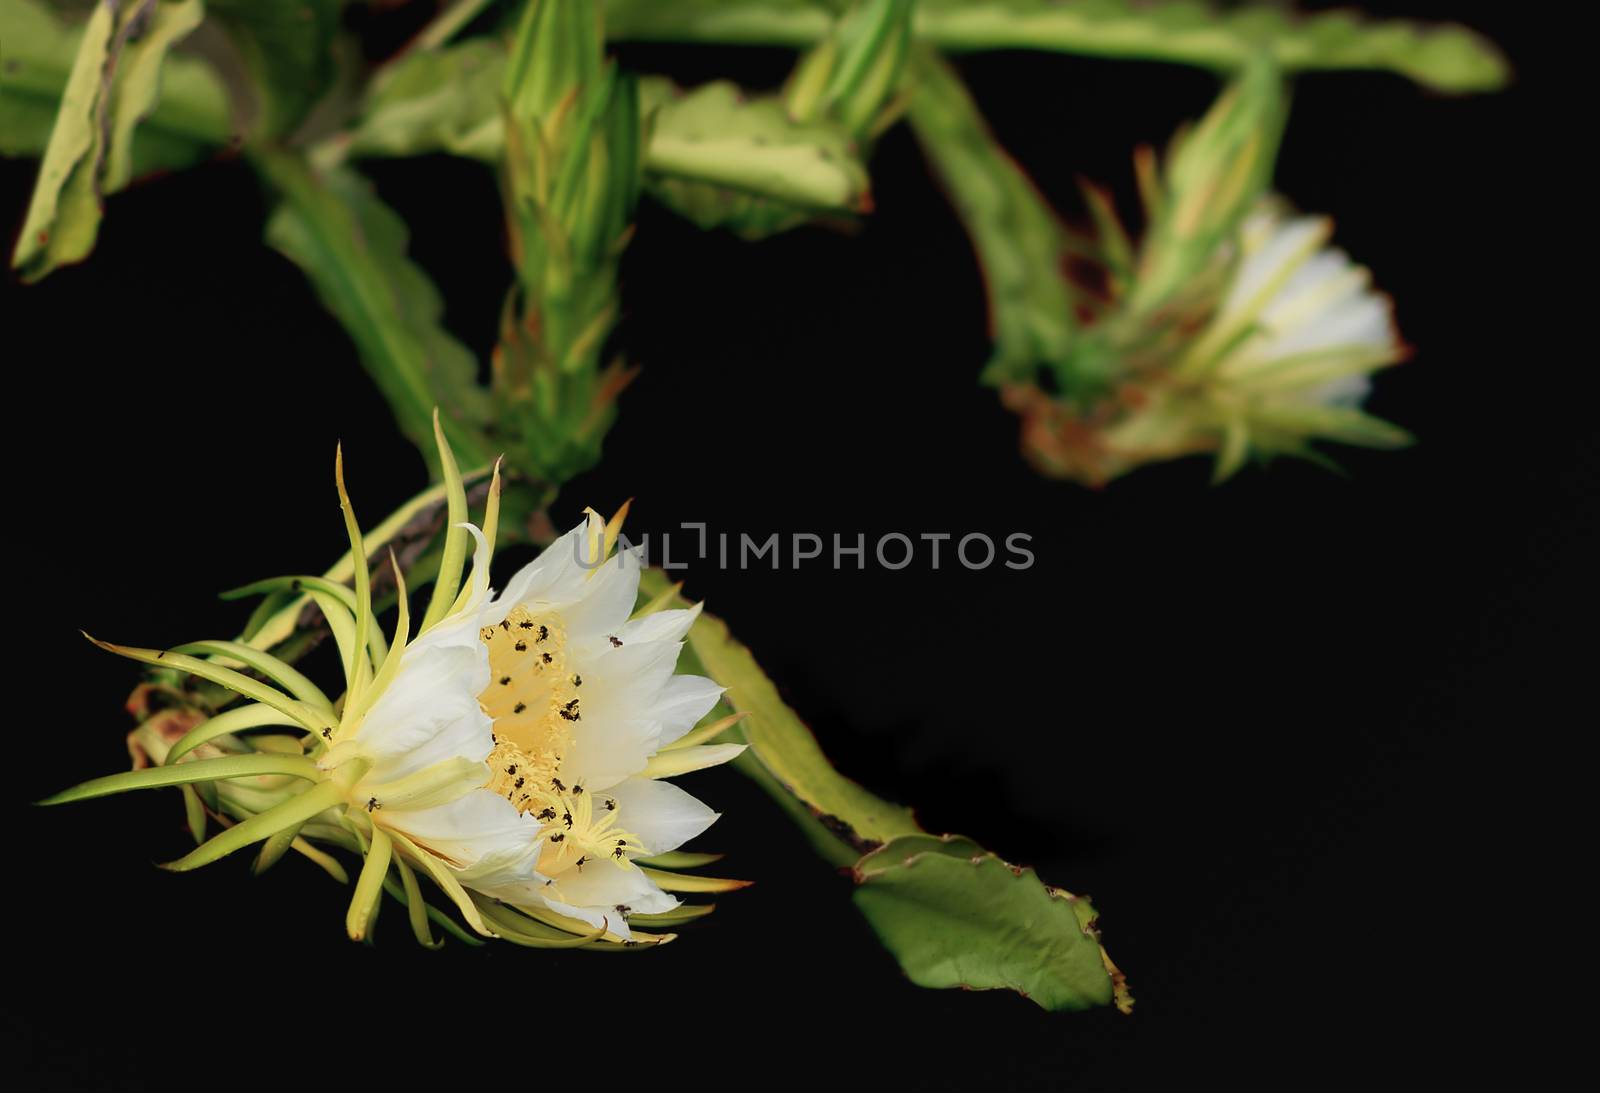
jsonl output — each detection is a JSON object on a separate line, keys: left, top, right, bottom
{"left": 479, "top": 605, "right": 644, "bottom": 875}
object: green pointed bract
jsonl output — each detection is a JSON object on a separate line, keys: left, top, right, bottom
{"left": 382, "top": 873, "right": 481, "bottom": 947}
{"left": 1130, "top": 57, "right": 1287, "bottom": 317}
{"left": 240, "top": 468, "right": 493, "bottom": 658}
{"left": 350, "top": 552, "right": 413, "bottom": 727}
{"left": 168, "top": 640, "right": 334, "bottom": 714}
{"left": 253, "top": 821, "right": 307, "bottom": 876}
{"left": 334, "top": 446, "right": 376, "bottom": 713}
{"left": 347, "top": 826, "right": 393, "bottom": 942}
{"left": 165, "top": 703, "right": 303, "bottom": 766}
{"left": 163, "top": 780, "right": 346, "bottom": 873}
{"left": 291, "top": 836, "right": 350, "bottom": 885}
{"left": 639, "top": 867, "right": 751, "bottom": 894}
{"left": 634, "top": 851, "right": 723, "bottom": 871}
{"left": 388, "top": 829, "right": 492, "bottom": 936}
{"left": 473, "top": 898, "right": 609, "bottom": 949}
{"left": 87, "top": 638, "right": 333, "bottom": 736}
{"left": 38, "top": 753, "right": 324, "bottom": 807}
{"left": 420, "top": 411, "right": 470, "bottom": 633}
{"left": 393, "top": 855, "right": 442, "bottom": 949}
{"left": 793, "top": 0, "right": 913, "bottom": 137}
{"left": 225, "top": 577, "right": 387, "bottom": 672}
{"left": 628, "top": 903, "right": 716, "bottom": 927}
{"left": 181, "top": 784, "right": 207, "bottom": 845}
{"left": 493, "top": 0, "right": 641, "bottom": 485}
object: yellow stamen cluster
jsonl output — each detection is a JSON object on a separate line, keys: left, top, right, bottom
{"left": 479, "top": 606, "right": 644, "bottom": 874}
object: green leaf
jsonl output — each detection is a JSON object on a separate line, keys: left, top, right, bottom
{"left": 255, "top": 148, "right": 494, "bottom": 471}
{"left": 852, "top": 834, "right": 1129, "bottom": 1013}
{"left": 0, "top": 0, "right": 230, "bottom": 171}
{"left": 638, "top": 570, "right": 1129, "bottom": 1011}
{"left": 10, "top": 0, "right": 117, "bottom": 281}
{"left": 101, "top": 0, "right": 207, "bottom": 191}
{"left": 905, "top": 50, "right": 1081, "bottom": 389}
{"left": 605, "top": 0, "right": 1509, "bottom": 93}
{"left": 342, "top": 37, "right": 505, "bottom": 163}
{"left": 10, "top": 0, "right": 213, "bottom": 281}
{"left": 640, "top": 77, "right": 870, "bottom": 238}
{"left": 661, "top": 573, "right": 921, "bottom": 855}
{"left": 205, "top": 0, "right": 339, "bottom": 137}
{"left": 334, "top": 46, "right": 871, "bottom": 239}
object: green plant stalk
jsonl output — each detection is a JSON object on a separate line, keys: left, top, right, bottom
{"left": 904, "top": 49, "right": 1086, "bottom": 391}
{"left": 602, "top": 0, "right": 1508, "bottom": 93}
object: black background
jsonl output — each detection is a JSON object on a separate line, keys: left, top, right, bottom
{"left": 3, "top": 4, "right": 1585, "bottom": 1088}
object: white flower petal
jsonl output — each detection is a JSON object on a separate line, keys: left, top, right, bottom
{"left": 488, "top": 518, "right": 596, "bottom": 621}
{"left": 650, "top": 673, "right": 725, "bottom": 747}
{"left": 352, "top": 623, "right": 493, "bottom": 783}
{"left": 384, "top": 787, "right": 537, "bottom": 872}
{"left": 541, "top": 861, "right": 678, "bottom": 938}
{"left": 614, "top": 602, "right": 702, "bottom": 647}
{"left": 560, "top": 547, "right": 644, "bottom": 647}
{"left": 608, "top": 775, "right": 720, "bottom": 856}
